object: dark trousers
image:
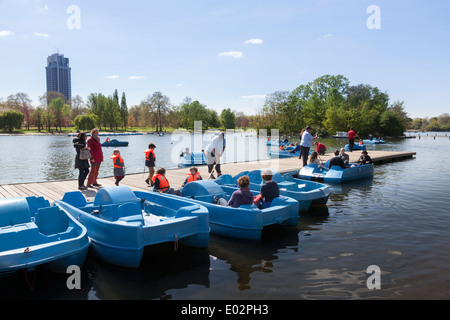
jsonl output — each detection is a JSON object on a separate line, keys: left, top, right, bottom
{"left": 300, "top": 146, "right": 310, "bottom": 167}
{"left": 78, "top": 167, "right": 90, "bottom": 188}
{"left": 349, "top": 139, "right": 355, "bottom": 152}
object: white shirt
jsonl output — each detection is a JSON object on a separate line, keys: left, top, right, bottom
{"left": 206, "top": 134, "right": 225, "bottom": 158}
{"left": 300, "top": 130, "right": 314, "bottom": 148}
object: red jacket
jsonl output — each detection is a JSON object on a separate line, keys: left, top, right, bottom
{"left": 315, "top": 142, "right": 326, "bottom": 152}
{"left": 87, "top": 137, "right": 103, "bottom": 163}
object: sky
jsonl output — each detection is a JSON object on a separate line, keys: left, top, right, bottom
{"left": 0, "top": 0, "right": 449, "bottom": 119}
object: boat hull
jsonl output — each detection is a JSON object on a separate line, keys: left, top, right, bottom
{"left": 55, "top": 186, "right": 209, "bottom": 268}
{"left": 178, "top": 180, "right": 299, "bottom": 240}
{"left": 0, "top": 196, "right": 89, "bottom": 276}
{"left": 215, "top": 169, "right": 330, "bottom": 212}
{"left": 299, "top": 163, "right": 374, "bottom": 183}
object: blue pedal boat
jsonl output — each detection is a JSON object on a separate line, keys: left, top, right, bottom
{"left": 178, "top": 152, "right": 207, "bottom": 167}
{"left": 177, "top": 180, "right": 299, "bottom": 240}
{"left": 0, "top": 196, "right": 89, "bottom": 276}
{"left": 298, "top": 163, "right": 374, "bottom": 183}
{"left": 215, "top": 169, "right": 330, "bottom": 212}
{"left": 362, "top": 139, "right": 385, "bottom": 144}
{"left": 54, "top": 186, "right": 210, "bottom": 268}
{"left": 269, "top": 146, "right": 301, "bottom": 158}
{"left": 345, "top": 144, "right": 366, "bottom": 151}
{"left": 101, "top": 139, "right": 129, "bottom": 147}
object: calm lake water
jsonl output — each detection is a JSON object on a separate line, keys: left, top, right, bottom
{"left": 1, "top": 132, "right": 450, "bottom": 301}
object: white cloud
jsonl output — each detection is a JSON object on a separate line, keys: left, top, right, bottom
{"left": 245, "top": 38, "right": 263, "bottom": 45}
{"left": 128, "top": 76, "right": 146, "bottom": 80}
{"left": 0, "top": 30, "right": 13, "bottom": 37}
{"left": 318, "top": 33, "right": 333, "bottom": 40}
{"left": 176, "top": 83, "right": 183, "bottom": 87}
{"left": 105, "top": 75, "right": 120, "bottom": 79}
{"left": 34, "top": 32, "right": 49, "bottom": 38}
{"left": 243, "top": 94, "right": 267, "bottom": 103}
{"left": 218, "top": 51, "right": 244, "bottom": 59}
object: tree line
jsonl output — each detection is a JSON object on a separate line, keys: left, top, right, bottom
{"left": 1, "top": 74, "right": 438, "bottom": 136}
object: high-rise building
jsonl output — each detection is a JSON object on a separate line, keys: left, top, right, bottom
{"left": 46, "top": 53, "right": 71, "bottom": 102}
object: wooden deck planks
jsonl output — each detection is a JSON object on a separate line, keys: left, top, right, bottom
{"left": 0, "top": 150, "right": 415, "bottom": 203}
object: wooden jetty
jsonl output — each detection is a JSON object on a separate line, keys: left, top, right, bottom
{"left": 0, "top": 150, "right": 416, "bottom": 203}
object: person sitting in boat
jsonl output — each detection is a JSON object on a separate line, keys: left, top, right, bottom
{"left": 339, "top": 148, "right": 350, "bottom": 166}
{"left": 358, "top": 139, "right": 364, "bottom": 145}
{"left": 314, "top": 141, "right": 327, "bottom": 155}
{"left": 328, "top": 150, "right": 346, "bottom": 169}
{"left": 152, "top": 168, "right": 181, "bottom": 196}
{"left": 227, "top": 175, "right": 254, "bottom": 208}
{"left": 182, "top": 166, "right": 202, "bottom": 187}
{"left": 358, "top": 150, "right": 373, "bottom": 165}
{"left": 106, "top": 136, "right": 111, "bottom": 143}
{"left": 309, "top": 151, "right": 327, "bottom": 170}
{"left": 289, "top": 143, "right": 301, "bottom": 154}
{"left": 180, "top": 147, "right": 191, "bottom": 157}
{"left": 254, "top": 169, "right": 280, "bottom": 209}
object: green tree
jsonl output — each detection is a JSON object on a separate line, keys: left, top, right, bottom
{"left": 32, "top": 107, "right": 45, "bottom": 132}
{"left": 120, "top": 92, "right": 129, "bottom": 130}
{"left": 74, "top": 114, "right": 98, "bottom": 131}
{"left": 0, "top": 110, "right": 24, "bottom": 132}
{"left": 49, "top": 97, "right": 71, "bottom": 132}
{"left": 380, "top": 110, "right": 405, "bottom": 136}
{"left": 220, "top": 108, "right": 236, "bottom": 129}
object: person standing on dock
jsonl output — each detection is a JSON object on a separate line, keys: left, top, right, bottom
{"left": 300, "top": 126, "right": 318, "bottom": 167}
{"left": 144, "top": 143, "right": 156, "bottom": 186}
{"left": 86, "top": 128, "right": 104, "bottom": 188}
{"left": 73, "top": 131, "right": 90, "bottom": 190}
{"left": 110, "top": 149, "right": 125, "bottom": 186}
{"left": 205, "top": 132, "right": 226, "bottom": 179}
{"left": 348, "top": 127, "right": 358, "bottom": 152}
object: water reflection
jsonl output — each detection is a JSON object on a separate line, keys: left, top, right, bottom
{"left": 87, "top": 244, "right": 211, "bottom": 300}
{"left": 208, "top": 226, "right": 301, "bottom": 291}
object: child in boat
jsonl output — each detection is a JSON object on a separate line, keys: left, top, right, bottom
{"left": 182, "top": 166, "right": 202, "bottom": 187}
{"left": 152, "top": 167, "right": 181, "bottom": 195}
{"left": 339, "top": 148, "right": 350, "bottom": 166}
{"left": 254, "top": 169, "right": 280, "bottom": 209}
{"left": 227, "top": 175, "right": 254, "bottom": 208}
{"left": 144, "top": 143, "right": 156, "bottom": 186}
{"left": 308, "top": 151, "right": 326, "bottom": 170}
{"left": 110, "top": 149, "right": 125, "bottom": 186}
{"left": 358, "top": 150, "right": 373, "bottom": 165}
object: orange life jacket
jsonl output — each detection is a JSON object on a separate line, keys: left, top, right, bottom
{"left": 186, "top": 172, "right": 201, "bottom": 183}
{"left": 110, "top": 154, "right": 124, "bottom": 168}
{"left": 144, "top": 148, "right": 155, "bottom": 161}
{"left": 151, "top": 174, "right": 170, "bottom": 192}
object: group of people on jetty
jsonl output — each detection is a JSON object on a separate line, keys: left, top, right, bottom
{"left": 73, "top": 129, "right": 279, "bottom": 209}
{"left": 73, "top": 126, "right": 373, "bottom": 209}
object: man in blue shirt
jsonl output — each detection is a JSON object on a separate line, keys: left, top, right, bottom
{"left": 300, "top": 126, "right": 318, "bottom": 167}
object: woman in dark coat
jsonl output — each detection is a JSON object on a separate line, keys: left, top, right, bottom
{"left": 73, "top": 131, "right": 90, "bottom": 190}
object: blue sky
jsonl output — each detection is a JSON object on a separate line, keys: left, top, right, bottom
{"left": 0, "top": 0, "right": 449, "bottom": 119}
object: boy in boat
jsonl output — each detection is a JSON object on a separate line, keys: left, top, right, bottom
{"left": 254, "top": 169, "right": 280, "bottom": 209}
{"left": 182, "top": 166, "right": 202, "bottom": 187}
{"left": 152, "top": 167, "right": 181, "bottom": 195}
{"left": 110, "top": 149, "right": 125, "bottom": 186}
{"left": 227, "top": 175, "right": 254, "bottom": 208}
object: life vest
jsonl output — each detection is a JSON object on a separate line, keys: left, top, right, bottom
{"left": 151, "top": 174, "right": 170, "bottom": 192}
{"left": 110, "top": 154, "right": 124, "bottom": 168}
{"left": 144, "top": 148, "right": 155, "bottom": 161}
{"left": 186, "top": 172, "right": 201, "bottom": 183}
